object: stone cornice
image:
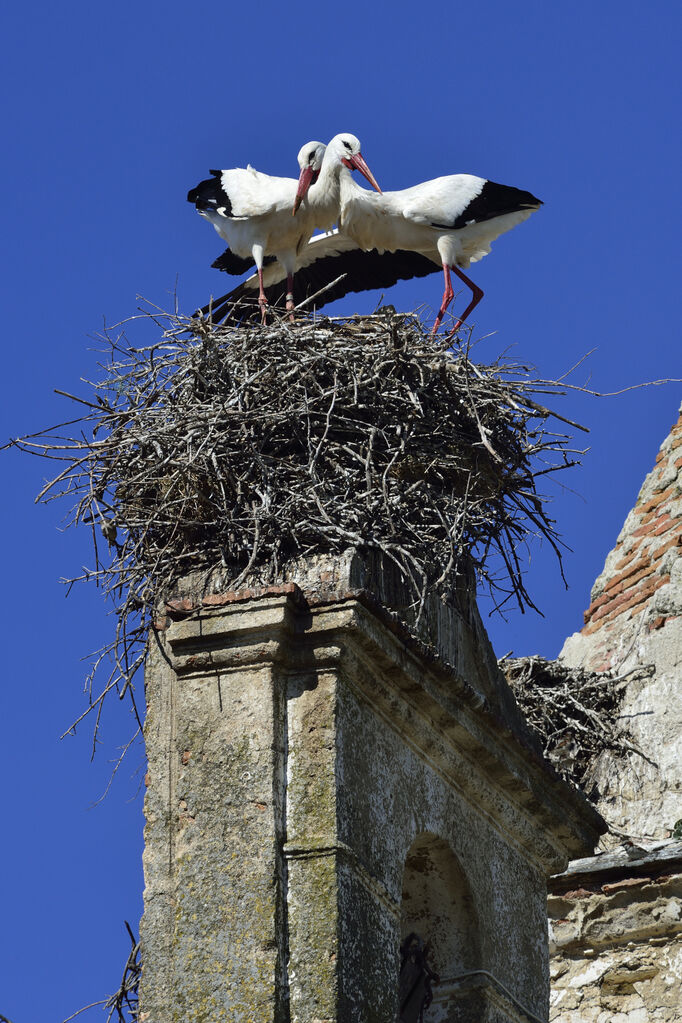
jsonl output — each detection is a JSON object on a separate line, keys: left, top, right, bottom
{"left": 161, "top": 585, "right": 604, "bottom": 872}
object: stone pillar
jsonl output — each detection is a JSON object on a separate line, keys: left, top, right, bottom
{"left": 141, "top": 591, "right": 294, "bottom": 1021}
{"left": 140, "top": 568, "right": 604, "bottom": 1023}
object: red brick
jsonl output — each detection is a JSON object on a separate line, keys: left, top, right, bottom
{"left": 650, "top": 533, "right": 682, "bottom": 561}
{"left": 653, "top": 516, "right": 678, "bottom": 536}
{"left": 603, "top": 556, "right": 650, "bottom": 592}
{"left": 588, "top": 590, "right": 633, "bottom": 624}
{"left": 201, "top": 582, "right": 298, "bottom": 607}
{"left": 637, "top": 485, "right": 675, "bottom": 515}
{"left": 632, "top": 513, "right": 672, "bottom": 538}
{"left": 592, "top": 577, "right": 660, "bottom": 625}
{"left": 583, "top": 615, "right": 615, "bottom": 636}
{"left": 613, "top": 539, "right": 646, "bottom": 570}
{"left": 633, "top": 508, "right": 660, "bottom": 529}
{"left": 604, "top": 561, "right": 656, "bottom": 596}
{"left": 166, "top": 597, "right": 195, "bottom": 612}
{"left": 615, "top": 567, "right": 654, "bottom": 596}
{"left": 584, "top": 590, "right": 615, "bottom": 620}
{"left": 562, "top": 887, "right": 595, "bottom": 900}
{"left": 598, "top": 574, "right": 670, "bottom": 625}
{"left": 602, "top": 877, "right": 651, "bottom": 894}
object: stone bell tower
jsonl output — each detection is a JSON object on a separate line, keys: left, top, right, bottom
{"left": 139, "top": 552, "right": 604, "bottom": 1023}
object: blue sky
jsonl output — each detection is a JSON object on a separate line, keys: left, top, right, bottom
{"left": 1, "top": 1, "right": 680, "bottom": 1019}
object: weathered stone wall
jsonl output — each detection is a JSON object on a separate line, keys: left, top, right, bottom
{"left": 561, "top": 404, "right": 682, "bottom": 840}
{"left": 548, "top": 844, "right": 682, "bottom": 1023}
{"left": 549, "top": 402, "right": 682, "bottom": 1023}
{"left": 139, "top": 559, "right": 603, "bottom": 1022}
{"left": 140, "top": 593, "right": 292, "bottom": 1022}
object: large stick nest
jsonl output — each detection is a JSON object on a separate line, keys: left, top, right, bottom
{"left": 9, "top": 306, "right": 585, "bottom": 750}
{"left": 502, "top": 655, "right": 654, "bottom": 795}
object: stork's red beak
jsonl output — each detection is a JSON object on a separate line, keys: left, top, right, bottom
{"left": 293, "top": 165, "right": 315, "bottom": 216}
{"left": 342, "top": 152, "right": 382, "bottom": 194}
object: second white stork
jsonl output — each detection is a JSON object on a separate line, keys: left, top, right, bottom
{"left": 201, "top": 167, "right": 542, "bottom": 329}
{"left": 187, "top": 134, "right": 380, "bottom": 320}
{"left": 327, "top": 166, "right": 542, "bottom": 335}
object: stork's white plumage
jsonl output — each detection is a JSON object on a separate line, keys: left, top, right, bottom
{"left": 187, "top": 134, "right": 380, "bottom": 318}
{"left": 188, "top": 141, "right": 324, "bottom": 318}
{"left": 328, "top": 168, "right": 542, "bottom": 334}
{"left": 202, "top": 167, "right": 542, "bottom": 328}
{"left": 270, "top": 156, "right": 542, "bottom": 334}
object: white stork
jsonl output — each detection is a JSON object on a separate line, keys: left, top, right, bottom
{"left": 187, "top": 134, "right": 380, "bottom": 320}
{"left": 330, "top": 167, "right": 542, "bottom": 335}
{"left": 200, "top": 167, "right": 542, "bottom": 330}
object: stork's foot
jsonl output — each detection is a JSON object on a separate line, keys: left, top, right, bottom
{"left": 258, "top": 297, "right": 268, "bottom": 325}
{"left": 443, "top": 319, "right": 464, "bottom": 344}
{"left": 286, "top": 293, "right": 295, "bottom": 322}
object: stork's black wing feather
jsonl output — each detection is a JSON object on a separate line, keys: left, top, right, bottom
{"left": 196, "top": 242, "right": 440, "bottom": 326}
{"left": 433, "top": 180, "right": 542, "bottom": 231}
{"left": 187, "top": 171, "right": 232, "bottom": 216}
{"left": 211, "top": 250, "right": 277, "bottom": 275}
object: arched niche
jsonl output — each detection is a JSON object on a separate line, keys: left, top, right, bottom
{"left": 400, "top": 832, "right": 481, "bottom": 1022}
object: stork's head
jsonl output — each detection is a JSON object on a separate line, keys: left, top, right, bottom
{"left": 330, "top": 133, "right": 382, "bottom": 194}
{"left": 293, "top": 133, "right": 381, "bottom": 216}
{"left": 293, "top": 141, "right": 327, "bottom": 215}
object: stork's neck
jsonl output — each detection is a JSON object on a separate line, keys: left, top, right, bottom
{"left": 305, "top": 149, "right": 346, "bottom": 228}
{"left": 337, "top": 171, "right": 384, "bottom": 249}
{"left": 339, "top": 168, "right": 366, "bottom": 209}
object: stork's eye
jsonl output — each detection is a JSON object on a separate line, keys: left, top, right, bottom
{"left": 342, "top": 140, "right": 353, "bottom": 151}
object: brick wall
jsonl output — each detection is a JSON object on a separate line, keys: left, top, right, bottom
{"left": 576, "top": 407, "right": 682, "bottom": 671}
{"left": 560, "top": 401, "right": 682, "bottom": 838}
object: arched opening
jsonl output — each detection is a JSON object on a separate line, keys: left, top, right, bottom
{"left": 400, "top": 832, "right": 481, "bottom": 1022}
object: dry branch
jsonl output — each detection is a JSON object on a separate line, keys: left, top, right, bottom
{"left": 62, "top": 922, "right": 140, "bottom": 1023}
{"left": 7, "top": 306, "right": 585, "bottom": 753}
{"left": 502, "top": 655, "right": 654, "bottom": 792}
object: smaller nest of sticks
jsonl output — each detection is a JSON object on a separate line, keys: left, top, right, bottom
{"left": 502, "top": 655, "right": 653, "bottom": 793}
{"left": 9, "top": 306, "right": 584, "bottom": 749}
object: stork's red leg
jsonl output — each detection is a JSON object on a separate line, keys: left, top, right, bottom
{"left": 284, "top": 276, "right": 294, "bottom": 310}
{"left": 444, "top": 266, "right": 484, "bottom": 340}
{"left": 432, "top": 264, "right": 484, "bottom": 338}
{"left": 286, "top": 273, "right": 295, "bottom": 321}
{"left": 257, "top": 267, "right": 268, "bottom": 324}
{"left": 432, "top": 264, "right": 454, "bottom": 334}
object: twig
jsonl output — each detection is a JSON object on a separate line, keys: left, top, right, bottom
{"left": 9, "top": 307, "right": 588, "bottom": 762}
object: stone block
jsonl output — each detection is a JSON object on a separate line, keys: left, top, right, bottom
{"left": 140, "top": 562, "right": 603, "bottom": 1021}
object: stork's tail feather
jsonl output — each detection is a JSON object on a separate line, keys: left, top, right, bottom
{"left": 211, "top": 250, "right": 257, "bottom": 275}
{"left": 187, "top": 173, "right": 232, "bottom": 216}
{"left": 211, "top": 249, "right": 277, "bottom": 275}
